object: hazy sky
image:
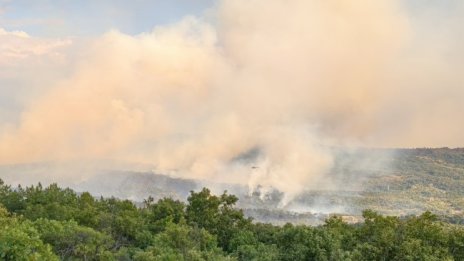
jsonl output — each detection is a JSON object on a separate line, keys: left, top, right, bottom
{"left": 1, "top": 0, "right": 214, "bottom": 121}
{"left": 0, "top": 0, "right": 463, "bottom": 177}
{"left": 1, "top": 0, "right": 463, "bottom": 201}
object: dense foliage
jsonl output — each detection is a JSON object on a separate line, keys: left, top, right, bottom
{"left": 0, "top": 179, "right": 463, "bottom": 260}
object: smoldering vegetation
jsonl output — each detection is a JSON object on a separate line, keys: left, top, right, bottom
{"left": 1, "top": 147, "right": 462, "bottom": 225}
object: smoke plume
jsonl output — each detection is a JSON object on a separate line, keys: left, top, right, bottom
{"left": 1, "top": 0, "right": 463, "bottom": 204}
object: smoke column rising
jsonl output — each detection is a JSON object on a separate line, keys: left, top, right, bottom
{"left": 1, "top": 0, "right": 463, "bottom": 203}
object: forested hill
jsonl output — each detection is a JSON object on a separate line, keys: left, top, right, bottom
{"left": 238, "top": 148, "right": 464, "bottom": 224}
{"left": 0, "top": 148, "right": 464, "bottom": 226}
{"left": 0, "top": 180, "right": 463, "bottom": 260}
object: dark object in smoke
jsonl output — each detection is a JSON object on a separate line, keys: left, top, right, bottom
{"left": 229, "top": 147, "right": 262, "bottom": 165}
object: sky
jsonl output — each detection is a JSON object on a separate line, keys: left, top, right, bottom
{"left": 0, "top": 0, "right": 215, "bottom": 36}
{"left": 0, "top": 0, "right": 214, "bottom": 121}
{"left": 0, "top": 0, "right": 464, "bottom": 198}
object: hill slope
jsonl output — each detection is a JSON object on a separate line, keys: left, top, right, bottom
{"left": 0, "top": 148, "right": 463, "bottom": 224}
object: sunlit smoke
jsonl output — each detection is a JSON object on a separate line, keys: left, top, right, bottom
{"left": 1, "top": 0, "right": 464, "bottom": 205}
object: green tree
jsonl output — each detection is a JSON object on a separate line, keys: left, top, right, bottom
{"left": 144, "top": 197, "right": 185, "bottom": 233}
{"left": 0, "top": 206, "right": 58, "bottom": 260}
{"left": 134, "top": 223, "right": 233, "bottom": 261}
{"left": 96, "top": 197, "right": 148, "bottom": 248}
{"left": 186, "top": 188, "right": 250, "bottom": 251}
{"left": 33, "top": 218, "right": 113, "bottom": 260}
{"left": 21, "top": 183, "right": 79, "bottom": 221}
{"left": 0, "top": 180, "right": 26, "bottom": 213}
{"left": 353, "top": 209, "right": 400, "bottom": 260}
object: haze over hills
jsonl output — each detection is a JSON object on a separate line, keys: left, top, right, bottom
{"left": 1, "top": 1, "right": 464, "bottom": 259}
{"left": 1, "top": 147, "right": 462, "bottom": 225}
{"left": 2, "top": 1, "right": 464, "bottom": 207}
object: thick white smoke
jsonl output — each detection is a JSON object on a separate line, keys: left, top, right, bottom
{"left": 1, "top": 0, "right": 463, "bottom": 204}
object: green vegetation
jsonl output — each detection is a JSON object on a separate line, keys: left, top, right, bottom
{"left": 0, "top": 179, "right": 463, "bottom": 260}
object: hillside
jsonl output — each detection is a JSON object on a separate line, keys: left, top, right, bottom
{"left": 240, "top": 148, "right": 464, "bottom": 224}
{"left": 0, "top": 181, "right": 463, "bottom": 260}
{"left": 357, "top": 148, "right": 464, "bottom": 219}
{"left": 0, "top": 148, "right": 463, "bottom": 224}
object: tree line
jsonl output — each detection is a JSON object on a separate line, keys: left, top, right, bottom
{"left": 0, "top": 179, "right": 463, "bottom": 260}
